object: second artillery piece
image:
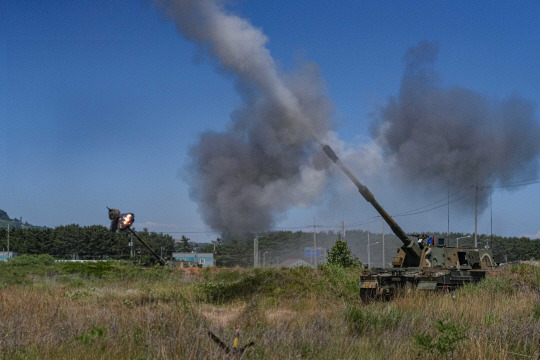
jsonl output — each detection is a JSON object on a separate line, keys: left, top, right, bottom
{"left": 322, "top": 144, "right": 496, "bottom": 301}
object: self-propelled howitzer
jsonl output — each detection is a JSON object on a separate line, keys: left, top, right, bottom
{"left": 322, "top": 144, "right": 496, "bottom": 300}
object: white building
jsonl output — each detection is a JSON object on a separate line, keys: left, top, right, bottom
{"left": 0, "top": 251, "right": 17, "bottom": 261}
{"left": 171, "top": 252, "right": 214, "bottom": 267}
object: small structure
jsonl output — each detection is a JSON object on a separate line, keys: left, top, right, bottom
{"left": 274, "top": 259, "right": 315, "bottom": 269}
{"left": 172, "top": 252, "right": 214, "bottom": 267}
{"left": 0, "top": 251, "right": 17, "bottom": 261}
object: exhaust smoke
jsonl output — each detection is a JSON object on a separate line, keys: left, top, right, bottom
{"left": 157, "top": 0, "right": 333, "bottom": 234}
{"left": 157, "top": 1, "right": 540, "bottom": 234}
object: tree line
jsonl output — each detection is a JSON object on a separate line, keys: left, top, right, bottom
{"left": 205, "top": 230, "right": 540, "bottom": 267}
{"left": 1, "top": 226, "right": 539, "bottom": 266}
{"left": 0, "top": 225, "right": 174, "bottom": 262}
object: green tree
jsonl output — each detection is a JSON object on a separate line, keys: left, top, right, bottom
{"left": 175, "top": 235, "right": 194, "bottom": 252}
{"left": 326, "top": 236, "right": 361, "bottom": 268}
{"left": 215, "top": 240, "right": 253, "bottom": 267}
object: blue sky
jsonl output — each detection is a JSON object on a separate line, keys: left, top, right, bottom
{"left": 2, "top": 1, "right": 540, "bottom": 242}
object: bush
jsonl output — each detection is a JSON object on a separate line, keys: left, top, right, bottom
{"left": 413, "top": 318, "right": 468, "bottom": 358}
{"left": 459, "top": 275, "right": 515, "bottom": 296}
{"left": 320, "top": 264, "right": 363, "bottom": 300}
{"left": 0, "top": 254, "right": 58, "bottom": 286}
{"left": 198, "top": 268, "right": 280, "bottom": 303}
{"left": 344, "top": 304, "right": 405, "bottom": 335}
{"left": 7, "top": 254, "right": 55, "bottom": 266}
{"left": 197, "top": 267, "right": 323, "bottom": 304}
{"left": 326, "top": 237, "right": 361, "bottom": 268}
{"left": 61, "top": 261, "right": 116, "bottom": 278}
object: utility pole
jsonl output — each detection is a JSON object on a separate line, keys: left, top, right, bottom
{"left": 253, "top": 236, "right": 258, "bottom": 267}
{"left": 341, "top": 221, "right": 346, "bottom": 243}
{"left": 313, "top": 219, "right": 317, "bottom": 267}
{"left": 489, "top": 191, "right": 493, "bottom": 249}
{"left": 382, "top": 218, "right": 385, "bottom": 267}
{"left": 447, "top": 186, "right": 450, "bottom": 239}
{"left": 129, "top": 233, "right": 134, "bottom": 258}
{"left": 475, "top": 185, "right": 478, "bottom": 248}
{"left": 7, "top": 224, "right": 10, "bottom": 259}
{"left": 367, "top": 225, "right": 370, "bottom": 268}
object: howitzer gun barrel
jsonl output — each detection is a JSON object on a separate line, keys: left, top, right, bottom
{"left": 322, "top": 145, "right": 411, "bottom": 246}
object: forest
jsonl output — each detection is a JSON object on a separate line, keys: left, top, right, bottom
{"left": 1, "top": 224, "right": 539, "bottom": 267}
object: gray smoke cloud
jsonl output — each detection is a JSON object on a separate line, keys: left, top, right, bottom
{"left": 157, "top": 0, "right": 333, "bottom": 234}
{"left": 157, "top": 0, "right": 540, "bottom": 235}
{"left": 371, "top": 41, "right": 540, "bottom": 208}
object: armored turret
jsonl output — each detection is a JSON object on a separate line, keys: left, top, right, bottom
{"left": 322, "top": 144, "right": 495, "bottom": 300}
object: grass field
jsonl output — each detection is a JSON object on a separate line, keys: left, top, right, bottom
{"left": 0, "top": 257, "right": 538, "bottom": 359}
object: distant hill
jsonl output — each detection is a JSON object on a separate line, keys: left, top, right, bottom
{"left": 0, "top": 209, "right": 46, "bottom": 229}
{"left": 0, "top": 209, "right": 9, "bottom": 221}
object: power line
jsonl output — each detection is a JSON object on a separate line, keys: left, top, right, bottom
{"left": 394, "top": 188, "right": 468, "bottom": 216}
{"left": 394, "top": 188, "right": 475, "bottom": 218}
{"left": 159, "top": 178, "right": 540, "bottom": 235}
{"left": 491, "top": 178, "right": 540, "bottom": 189}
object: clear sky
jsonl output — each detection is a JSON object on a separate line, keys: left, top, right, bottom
{"left": 2, "top": 0, "right": 540, "bottom": 242}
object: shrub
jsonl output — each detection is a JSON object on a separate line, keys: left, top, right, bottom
{"left": 7, "top": 254, "right": 55, "bottom": 266}
{"left": 198, "top": 268, "right": 280, "bottom": 303}
{"left": 344, "top": 304, "right": 405, "bottom": 335}
{"left": 320, "top": 264, "right": 363, "bottom": 300}
{"left": 326, "top": 236, "right": 362, "bottom": 268}
{"left": 197, "top": 267, "right": 323, "bottom": 304}
{"left": 74, "top": 326, "right": 108, "bottom": 344}
{"left": 61, "top": 261, "right": 116, "bottom": 278}
{"left": 413, "top": 318, "right": 468, "bottom": 358}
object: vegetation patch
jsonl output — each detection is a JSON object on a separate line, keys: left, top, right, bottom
{"left": 198, "top": 267, "right": 325, "bottom": 304}
{"left": 413, "top": 318, "right": 468, "bottom": 359}
{"left": 61, "top": 261, "right": 116, "bottom": 278}
{"left": 0, "top": 263, "right": 538, "bottom": 359}
{"left": 344, "top": 303, "right": 406, "bottom": 335}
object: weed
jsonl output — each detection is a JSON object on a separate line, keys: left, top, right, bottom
{"left": 198, "top": 268, "right": 313, "bottom": 304}
{"left": 0, "top": 263, "right": 538, "bottom": 359}
{"left": 62, "top": 261, "right": 115, "bottom": 278}
{"left": 483, "top": 311, "right": 499, "bottom": 325}
{"left": 344, "top": 304, "right": 405, "bottom": 335}
{"left": 74, "top": 326, "right": 108, "bottom": 344}
{"left": 462, "top": 275, "right": 515, "bottom": 295}
{"left": 64, "top": 289, "right": 91, "bottom": 299}
{"left": 413, "top": 318, "right": 468, "bottom": 358}
{"left": 321, "top": 264, "right": 363, "bottom": 300}
{"left": 532, "top": 302, "right": 540, "bottom": 320}
{"left": 7, "top": 254, "right": 55, "bottom": 266}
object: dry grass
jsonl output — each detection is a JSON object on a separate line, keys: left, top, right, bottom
{"left": 0, "top": 263, "right": 538, "bottom": 359}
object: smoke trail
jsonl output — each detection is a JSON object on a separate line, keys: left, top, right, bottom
{"left": 157, "top": 0, "right": 333, "bottom": 234}
{"left": 371, "top": 41, "right": 540, "bottom": 207}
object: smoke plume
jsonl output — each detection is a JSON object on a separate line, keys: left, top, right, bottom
{"left": 371, "top": 41, "right": 540, "bottom": 207}
{"left": 158, "top": 0, "right": 333, "bottom": 234}
{"left": 158, "top": 0, "right": 540, "bottom": 234}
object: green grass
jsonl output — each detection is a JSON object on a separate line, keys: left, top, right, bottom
{"left": 0, "top": 261, "right": 538, "bottom": 359}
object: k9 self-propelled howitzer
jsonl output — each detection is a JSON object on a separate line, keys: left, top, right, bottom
{"left": 322, "top": 145, "right": 495, "bottom": 301}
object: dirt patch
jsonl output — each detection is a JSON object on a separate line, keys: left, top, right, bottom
{"left": 265, "top": 309, "right": 296, "bottom": 324}
{"left": 199, "top": 304, "right": 246, "bottom": 327}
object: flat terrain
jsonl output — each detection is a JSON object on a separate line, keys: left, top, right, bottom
{"left": 0, "top": 258, "right": 538, "bottom": 359}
